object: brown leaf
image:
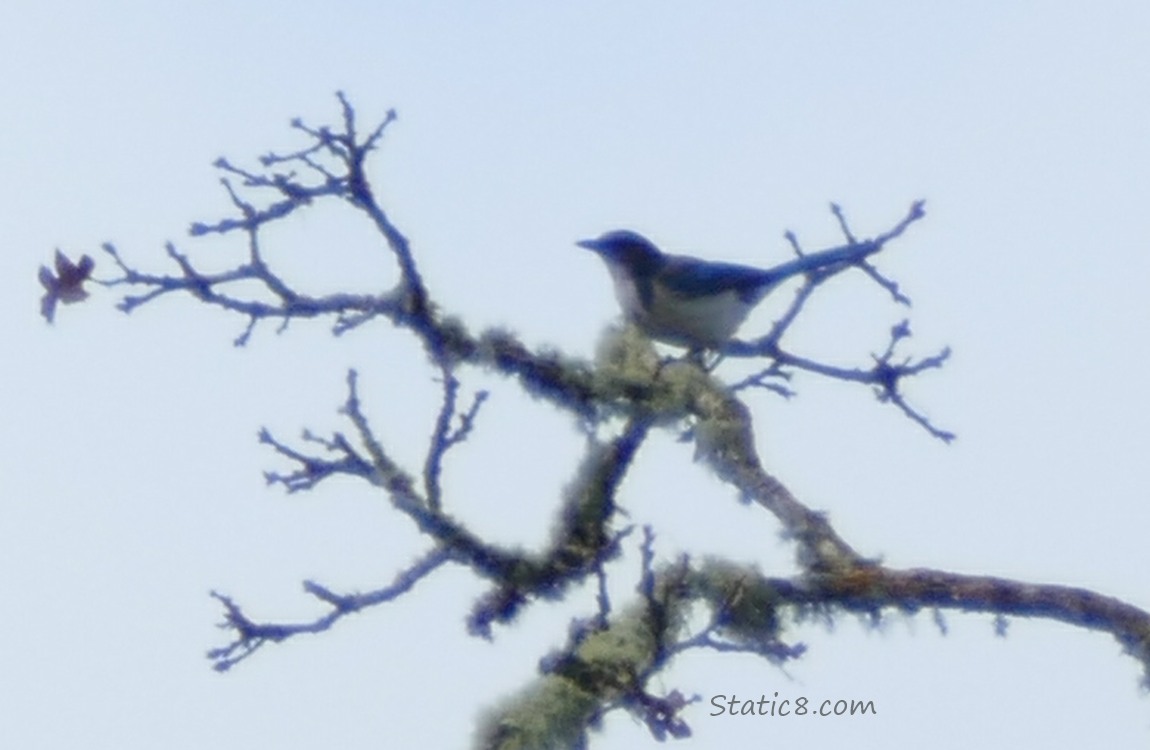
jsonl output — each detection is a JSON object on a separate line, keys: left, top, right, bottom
{"left": 39, "top": 250, "right": 95, "bottom": 323}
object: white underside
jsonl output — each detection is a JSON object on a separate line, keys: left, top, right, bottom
{"left": 606, "top": 264, "right": 754, "bottom": 348}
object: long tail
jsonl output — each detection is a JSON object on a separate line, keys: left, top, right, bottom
{"left": 762, "top": 240, "right": 879, "bottom": 284}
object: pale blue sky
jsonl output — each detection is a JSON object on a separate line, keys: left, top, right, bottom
{"left": 4, "top": 2, "right": 1150, "bottom": 747}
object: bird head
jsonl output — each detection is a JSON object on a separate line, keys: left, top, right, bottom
{"left": 576, "top": 230, "right": 665, "bottom": 277}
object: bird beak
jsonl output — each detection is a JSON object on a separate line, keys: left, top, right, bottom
{"left": 575, "top": 238, "right": 601, "bottom": 252}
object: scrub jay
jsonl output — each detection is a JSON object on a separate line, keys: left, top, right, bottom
{"left": 578, "top": 229, "right": 867, "bottom": 350}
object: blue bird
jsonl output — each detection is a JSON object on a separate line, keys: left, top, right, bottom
{"left": 577, "top": 230, "right": 866, "bottom": 350}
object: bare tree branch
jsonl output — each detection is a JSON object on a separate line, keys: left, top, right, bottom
{"left": 49, "top": 94, "right": 1150, "bottom": 748}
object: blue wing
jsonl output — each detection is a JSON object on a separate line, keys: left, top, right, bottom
{"left": 658, "top": 256, "right": 775, "bottom": 300}
{"left": 660, "top": 244, "right": 869, "bottom": 301}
